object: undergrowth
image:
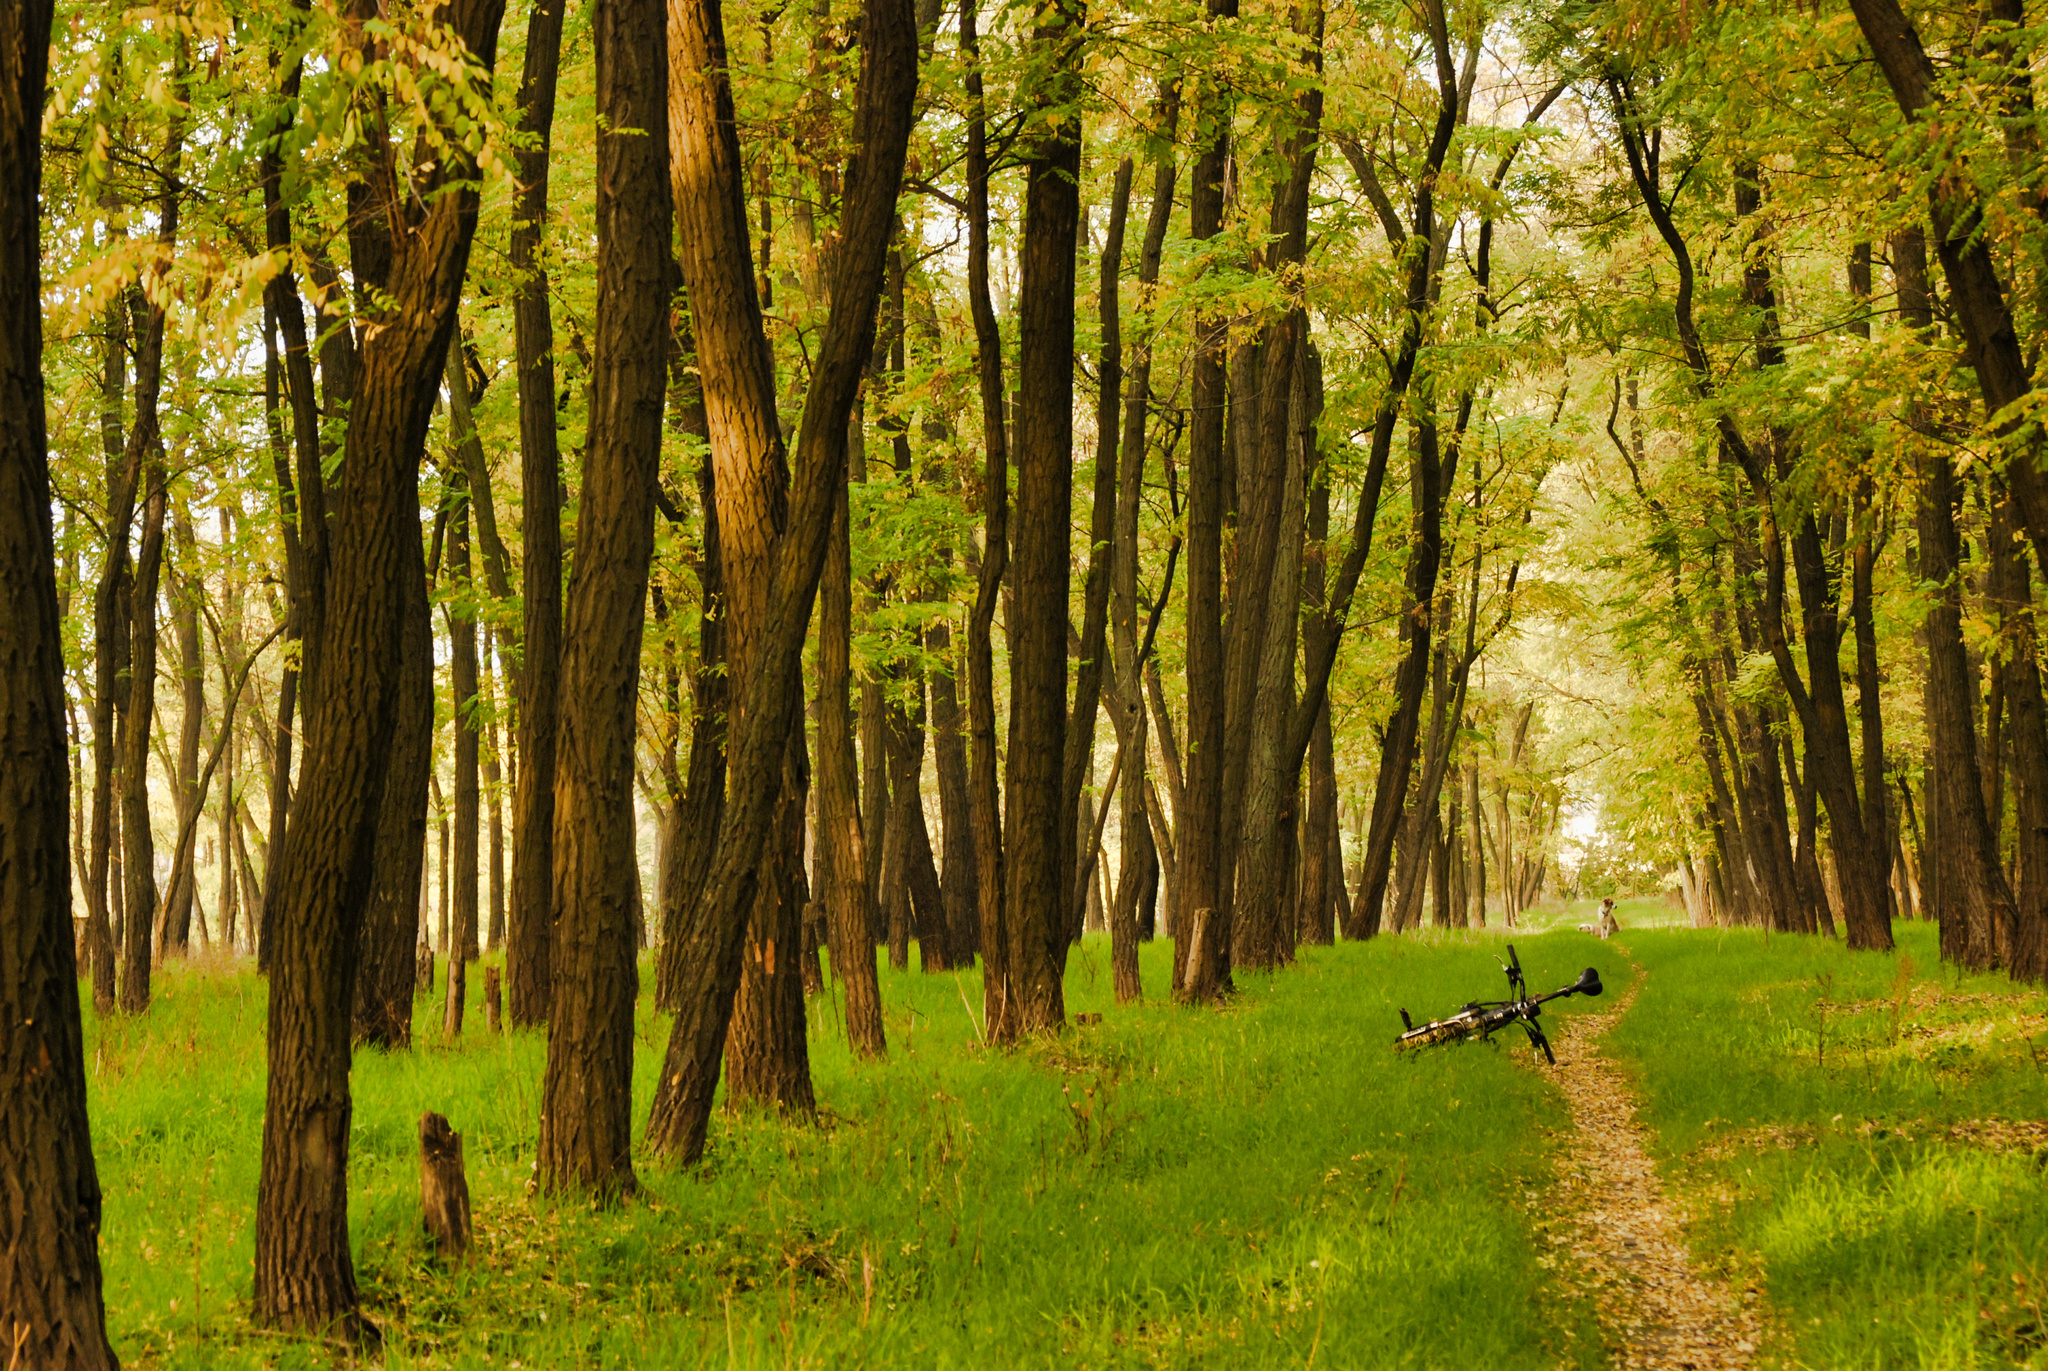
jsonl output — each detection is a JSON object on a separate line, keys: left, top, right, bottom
{"left": 1604, "top": 922, "right": 2048, "bottom": 1371}
{"left": 85, "top": 932, "right": 1622, "bottom": 1368}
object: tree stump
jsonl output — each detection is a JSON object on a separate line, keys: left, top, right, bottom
{"left": 418, "top": 1112, "right": 472, "bottom": 1259}
{"left": 484, "top": 966, "right": 502, "bottom": 1033}
{"left": 416, "top": 942, "right": 435, "bottom": 993}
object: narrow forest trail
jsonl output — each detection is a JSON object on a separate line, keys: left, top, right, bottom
{"left": 1535, "top": 955, "right": 1770, "bottom": 1371}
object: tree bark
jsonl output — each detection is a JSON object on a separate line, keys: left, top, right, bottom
{"left": 0, "top": 0, "right": 119, "bottom": 1348}
{"left": 655, "top": 450, "right": 728, "bottom": 1009}
{"left": 253, "top": 0, "right": 504, "bottom": 1334}
{"left": 817, "top": 465, "right": 886, "bottom": 1054}
{"left": 160, "top": 505, "right": 206, "bottom": 953}
{"left": 927, "top": 613, "right": 978, "bottom": 960}
{"left": 534, "top": 0, "right": 668, "bottom": 1199}
{"left": 507, "top": 0, "right": 568, "bottom": 1029}
{"left": 1896, "top": 225, "right": 2018, "bottom": 970}
{"left": 1002, "top": 0, "right": 1084, "bottom": 1034}
{"left": 353, "top": 485, "right": 435, "bottom": 1050}
{"left": 1059, "top": 155, "right": 1131, "bottom": 968}
{"left": 959, "top": 0, "right": 1012, "bottom": 1038}
{"left": 646, "top": 0, "right": 915, "bottom": 1163}
{"left": 446, "top": 495, "right": 480, "bottom": 1037}
{"left": 1177, "top": 0, "right": 1237, "bottom": 1000}
{"left": 117, "top": 366, "right": 169, "bottom": 1015}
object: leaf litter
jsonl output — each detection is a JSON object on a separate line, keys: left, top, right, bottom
{"left": 1529, "top": 958, "right": 1770, "bottom": 1371}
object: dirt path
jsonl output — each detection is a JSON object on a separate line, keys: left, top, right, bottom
{"left": 1536, "top": 957, "right": 1768, "bottom": 1371}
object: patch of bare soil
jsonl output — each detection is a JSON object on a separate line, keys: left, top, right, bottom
{"left": 1534, "top": 960, "right": 1769, "bottom": 1371}
{"left": 1694, "top": 1114, "right": 2048, "bottom": 1162}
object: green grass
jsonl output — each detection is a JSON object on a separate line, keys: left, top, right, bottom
{"left": 86, "top": 933, "right": 1624, "bottom": 1368}
{"left": 1602, "top": 922, "right": 2048, "bottom": 1371}
{"left": 82, "top": 921, "right": 2048, "bottom": 1368}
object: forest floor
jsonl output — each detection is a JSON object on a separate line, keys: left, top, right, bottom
{"left": 83, "top": 921, "right": 2046, "bottom": 1368}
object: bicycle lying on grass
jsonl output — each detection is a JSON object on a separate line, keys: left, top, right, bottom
{"left": 1393, "top": 944, "right": 1603, "bottom": 1065}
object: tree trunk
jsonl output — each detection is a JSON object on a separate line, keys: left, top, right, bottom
{"left": 1990, "top": 484, "right": 2048, "bottom": 982}
{"left": 446, "top": 496, "right": 480, "bottom": 1036}
{"left": 253, "top": 0, "right": 504, "bottom": 1334}
{"left": 816, "top": 466, "right": 885, "bottom": 1054}
{"left": 534, "top": 0, "right": 667, "bottom": 1199}
{"left": 0, "top": 0, "right": 119, "bottom": 1347}
{"left": 656, "top": 451, "right": 728, "bottom": 1008}
{"left": 1177, "top": 0, "right": 1237, "bottom": 1000}
{"left": 1003, "top": 0, "right": 1084, "bottom": 1034}
{"left": 1296, "top": 460, "right": 1338, "bottom": 947}
{"left": 645, "top": 0, "right": 915, "bottom": 1164}
{"left": 1059, "top": 156, "right": 1131, "bottom": 970}
{"left": 160, "top": 504, "right": 206, "bottom": 953}
{"left": 350, "top": 502, "right": 431, "bottom": 1050}
{"left": 1896, "top": 225, "right": 2018, "bottom": 970}
{"left": 928, "top": 614, "right": 978, "bottom": 961}
{"left": 117, "top": 402, "right": 167, "bottom": 1015}
{"left": 507, "top": 0, "right": 568, "bottom": 1029}
{"left": 960, "top": 0, "right": 1012, "bottom": 1039}
{"left": 84, "top": 295, "right": 131, "bottom": 1012}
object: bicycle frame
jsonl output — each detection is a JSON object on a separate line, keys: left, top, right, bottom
{"left": 1393, "top": 944, "right": 1603, "bottom": 1064}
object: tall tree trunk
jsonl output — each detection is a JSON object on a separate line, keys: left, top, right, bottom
{"left": 534, "top": 0, "right": 667, "bottom": 1198}
{"left": 655, "top": 452, "right": 727, "bottom": 1009}
{"left": 1991, "top": 482, "right": 2048, "bottom": 981}
{"left": 160, "top": 503, "right": 207, "bottom": 953}
{"left": 484, "top": 658, "right": 506, "bottom": 949}
{"left": 117, "top": 367, "right": 169, "bottom": 1016}
{"left": 1298, "top": 468, "right": 1337, "bottom": 946}
{"left": 252, "top": 0, "right": 504, "bottom": 1333}
{"left": 646, "top": 0, "right": 915, "bottom": 1163}
{"left": 1059, "top": 156, "right": 1131, "bottom": 966}
{"left": 0, "top": 0, "right": 119, "bottom": 1348}
{"left": 927, "top": 613, "right": 978, "bottom": 960}
{"left": 1233, "top": 341, "right": 1310, "bottom": 964}
{"left": 1895, "top": 225, "right": 2018, "bottom": 969}
{"left": 1107, "top": 80, "right": 1179, "bottom": 998}
{"left": 446, "top": 495, "right": 480, "bottom": 1036}
{"left": 1177, "top": 0, "right": 1237, "bottom": 1000}
{"left": 351, "top": 504, "right": 430, "bottom": 1049}
{"left": 960, "top": 0, "right": 1013, "bottom": 1039}
{"left": 817, "top": 464, "right": 885, "bottom": 1054}
{"left": 84, "top": 295, "right": 131, "bottom": 1012}
{"left": 255, "top": 23, "right": 329, "bottom": 977}
{"left": 507, "top": 0, "right": 568, "bottom": 1029}
{"left": 1003, "top": 0, "right": 1084, "bottom": 1034}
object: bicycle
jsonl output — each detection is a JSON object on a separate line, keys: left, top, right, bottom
{"left": 1392, "top": 944, "right": 1603, "bottom": 1065}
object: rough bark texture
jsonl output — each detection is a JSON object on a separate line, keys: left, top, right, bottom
{"left": 959, "top": 0, "right": 1012, "bottom": 1039}
{"left": 507, "top": 0, "right": 567, "bottom": 1029}
{"left": 817, "top": 468, "right": 886, "bottom": 1054}
{"left": 0, "top": 0, "right": 119, "bottom": 1349}
{"left": 1177, "top": 0, "right": 1237, "bottom": 999}
{"left": 1059, "top": 155, "right": 1130, "bottom": 967}
{"left": 655, "top": 452, "right": 728, "bottom": 1009}
{"left": 159, "top": 510, "right": 205, "bottom": 954}
{"left": 351, "top": 503, "right": 430, "bottom": 1050}
{"left": 535, "top": 0, "right": 668, "bottom": 1199}
{"left": 445, "top": 497, "right": 479, "bottom": 1041}
{"left": 252, "top": 0, "right": 503, "bottom": 1334}
{"left": 1896, "top": 225, "right": 2018, "bottom": 970}
{"left": 1002, "top": 0, "right": 1084, "bottom": 1034}
{"left": 117, "top": 460, "right": 165, "bottom": 1014}
{"left": 646, "top": 0, "right": 915, "bottom": 1162}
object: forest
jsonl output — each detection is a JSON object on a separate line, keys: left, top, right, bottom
{"left": 6, "top": 0, "right": 2048, "bottom": 1362}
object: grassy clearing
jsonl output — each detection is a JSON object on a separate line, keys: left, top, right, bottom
{"left": 88, "top": 933, "right": 1624, "bottom": 1369}
{"left": 1603, "top": 923, "right": 2048, "bottom": 1371}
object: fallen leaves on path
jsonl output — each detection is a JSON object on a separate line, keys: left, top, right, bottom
{"left": 1533, "top": 963, "right": 1769, "bottom": 1371}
